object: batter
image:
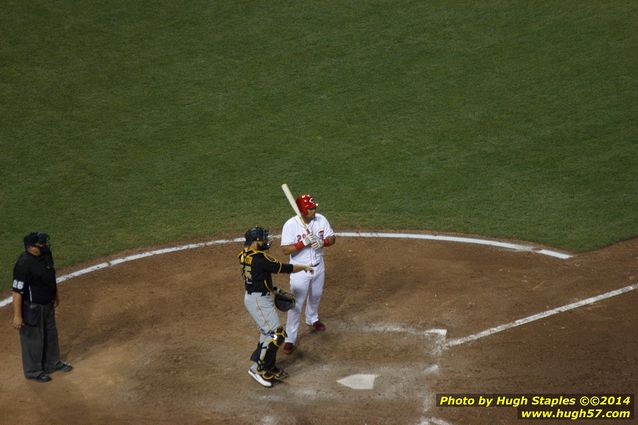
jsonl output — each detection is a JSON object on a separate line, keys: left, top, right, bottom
{"left": 280, "top": 194, "right": 336, "bottom": 354}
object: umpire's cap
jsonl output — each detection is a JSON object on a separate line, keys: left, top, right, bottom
{"left": 24, "top": 232, "right": 50, "bottom": 248}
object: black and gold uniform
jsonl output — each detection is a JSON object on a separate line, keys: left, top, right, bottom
{"left": 240, "top": 227, "right": 294, "bottom": 388}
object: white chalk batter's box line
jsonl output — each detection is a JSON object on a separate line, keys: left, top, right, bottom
{"left": 2, "top": 232, "right": 635, "bottom": 349}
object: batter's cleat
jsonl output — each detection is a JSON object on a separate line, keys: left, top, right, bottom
{"left": 248, "top": 368, "right": 273, "bottom": 388}
{"left": 269, "top": 366, "right": 289, "bottom": 381}
{"left": 282, "top": 342, "right": 295, "bottom": 354}
{"left": 309, "top": 320, "right": 326, "bottom": 331}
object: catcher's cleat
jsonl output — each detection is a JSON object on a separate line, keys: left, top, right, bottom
{"left": 269, "top": 366, "right": 289, "bottom": 381}
{"left": 248, "top": 368, "right": 273, "bottom": 388}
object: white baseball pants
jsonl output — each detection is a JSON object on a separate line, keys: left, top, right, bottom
{"left": 285, "top": 261, "right": 325, "bottom": 344}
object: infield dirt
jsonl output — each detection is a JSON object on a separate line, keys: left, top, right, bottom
{"left": 1, "top": 234, "right": 636, "bottom": 425}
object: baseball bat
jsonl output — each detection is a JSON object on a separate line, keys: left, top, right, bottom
{"left": 281, "top": 183, "right": 310, "bottom": 232}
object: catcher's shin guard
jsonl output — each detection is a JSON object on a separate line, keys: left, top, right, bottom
{"left": 260, "top": 326, "right": 287, "bottom": 371}
{"left": 250, "top": 342, "right": 263, "bottom": 363}
{"left": 271, "top": 326, "right": 287, "bottom": 347}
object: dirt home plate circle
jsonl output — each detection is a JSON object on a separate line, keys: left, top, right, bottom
{"left": 0, "top": 232, "right": 636, "bottom": 425}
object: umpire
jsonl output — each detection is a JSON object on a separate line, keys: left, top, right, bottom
{"left": 11, "top": 232, "right": 73, "bottom": 383}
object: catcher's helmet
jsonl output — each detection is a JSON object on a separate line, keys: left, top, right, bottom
{"left": 244, "top": 226, "right": 272, "bottom": 249}
{"left": 296, "top": 194, "right": 319, "bottom": 216}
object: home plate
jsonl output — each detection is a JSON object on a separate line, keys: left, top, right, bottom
{"left": 337, "top": 374, "right": 379, "bottom": 390}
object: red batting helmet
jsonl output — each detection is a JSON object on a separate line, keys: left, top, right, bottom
{"left": 296, "top": 194, "right": 319, "bottom": 215}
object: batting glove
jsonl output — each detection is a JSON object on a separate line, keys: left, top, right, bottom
{"left": 303, "top": 234, "right": 318, "bottom": 246}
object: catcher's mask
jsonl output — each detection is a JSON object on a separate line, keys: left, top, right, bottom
{"left": 244, "top": 227, "right": 273, "bottom": 249}
{"left": 296, "top": 194, "right": 319, "bottom": 216}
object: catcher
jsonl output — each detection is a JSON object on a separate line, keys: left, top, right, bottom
{"left": 239, "top": 226, "right": 314, "bottom": 388}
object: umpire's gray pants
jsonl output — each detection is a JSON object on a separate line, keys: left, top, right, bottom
{"left": 20, "top": 303, "right": 61, "bottom": 378}
{"left": 244, "top": 292, "right": 280, "bottom": 363}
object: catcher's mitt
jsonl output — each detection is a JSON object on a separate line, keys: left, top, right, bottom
{"left": 274, "top": 290, "right": 296, "bottom": 312}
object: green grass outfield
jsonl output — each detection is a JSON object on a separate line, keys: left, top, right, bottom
{"left": 1, "top": 1, "right": 637, "bottom": 291}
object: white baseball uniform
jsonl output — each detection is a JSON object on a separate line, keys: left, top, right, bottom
{"left": 281, "top": 213, "right": 334, "bottom": 344}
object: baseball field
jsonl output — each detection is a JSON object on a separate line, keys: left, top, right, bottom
{"left": 1, "top": 1, "right": 637, "bottom": 424}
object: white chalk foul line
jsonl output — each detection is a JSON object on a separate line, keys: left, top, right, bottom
{"left": 445, "top": 283, "right": 638, "bottom": 348}
{"left": 0, "top": 232, "right": 570, "bottom": 308}
{"left": 336, "top": 232, "right": 572, "bottom": 259}
{"left": 0, "top": 237, "right": 244, "bottom": 308}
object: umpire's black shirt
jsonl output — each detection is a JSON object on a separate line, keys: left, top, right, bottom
{"left": 12, "top": 252, "right": 57, "bottom": 304}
